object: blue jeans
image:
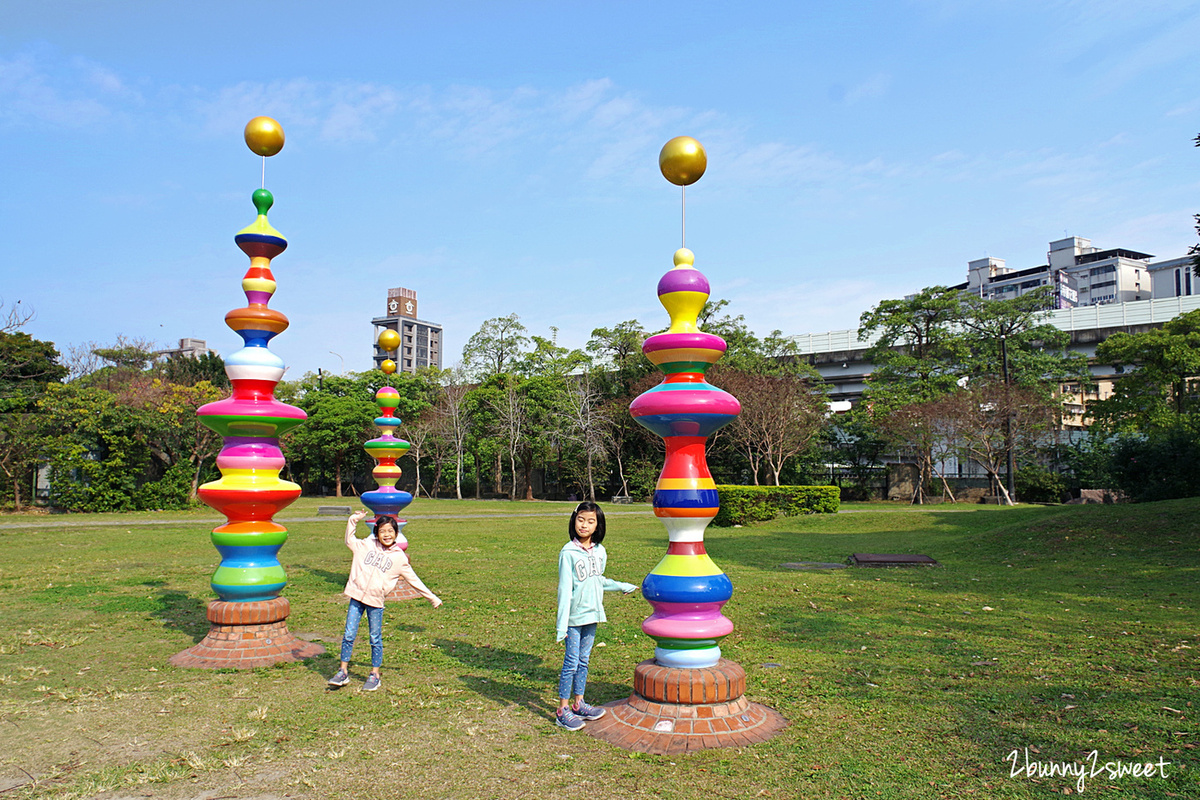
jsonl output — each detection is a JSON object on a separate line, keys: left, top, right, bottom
{"left": 340, "top": 598, "right": 384, "bottom": 668}
{"left": 558, "top": 623, "right": 597, "bottom": 700}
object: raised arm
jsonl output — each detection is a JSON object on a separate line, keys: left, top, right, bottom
{"left": 345, "top": 509, "right": 370, "bottom": 549}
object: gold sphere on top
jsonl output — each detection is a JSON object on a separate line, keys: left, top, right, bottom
{"left": 377, "top": 329, "right": 401, "bottom": 352}
{"left": 659, "top": 136, "right": 707, "bottom": 186}
{"left": 244, "top": 116, "right": 285, "bottom": 157}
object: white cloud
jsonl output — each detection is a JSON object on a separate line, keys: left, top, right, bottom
{"left": 843, "top": 73, "right": 892, "bottom": 105}
{"left": 0, "top": 52, "right": 119, "bottom": 128}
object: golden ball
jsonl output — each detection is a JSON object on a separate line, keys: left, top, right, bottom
{"left": 244, "top": 116, "right": 285, "bottom": 157}
{"left": 377, "top": 329, "right": 401, "bottom": 352}
{"left": 381, "top": 360, "right": 397, "bottom": 374}
{"left": 659, "top": 136, "right": 707, "bottom": 186}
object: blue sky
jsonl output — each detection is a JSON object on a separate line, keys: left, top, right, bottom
{"left": 3, "top": 1, "right": 1199, "bottom": 378}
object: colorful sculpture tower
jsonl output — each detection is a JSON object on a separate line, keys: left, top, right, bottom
{"left": 360, "top": 335, "right": 423, "bottom": 600}
{"left": 171, "top": 117, "right": 324, "bottom": 669}
{"left": 585, "top": 137, "right": 786, "bottom": 753}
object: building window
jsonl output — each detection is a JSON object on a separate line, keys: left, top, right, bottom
{"left": 1177, "top": 269, "right": 1182, "bottom": 296}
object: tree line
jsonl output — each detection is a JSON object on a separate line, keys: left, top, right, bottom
{"left": 0, "top": 302, "right": 828, "bottom": 511}
{"left": 3, "top": 289, "right": 1198, "bottom": 512}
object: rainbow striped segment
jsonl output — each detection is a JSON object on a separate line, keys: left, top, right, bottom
{"left": 630, "top": 248, "right": 740, "bottom": 668}
{"left": 360, "top": 385, "right": 414, "bottom": 543}
{"left": 196, "top": 189, "right": 306, "bottom": 602}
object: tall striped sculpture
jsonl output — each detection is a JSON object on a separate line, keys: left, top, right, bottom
{"left": 631, "top": 245, "right": 738, "bottom": 668}
{"left": 585, "top": 137, "right": 785, "bottom": 754}
{"left": 171, "top": 117, "right": 323, "bottom": 669}
{"left": 360, "top": 372, "right": 424, "bottom": 601}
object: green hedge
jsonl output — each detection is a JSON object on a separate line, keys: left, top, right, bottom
{"left": 711, "top": 485, "right": 840, "bottom": 526}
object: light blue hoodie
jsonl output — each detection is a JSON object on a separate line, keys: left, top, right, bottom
{"left": 556, "top": 539, "right": 636, "bottom": 641}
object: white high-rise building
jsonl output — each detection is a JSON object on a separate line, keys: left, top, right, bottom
{"left": 371, "top": 287, "right": 443, "bottom": 373}
{"left": 958, "top": 236, "right": 1154, "bottom": 307}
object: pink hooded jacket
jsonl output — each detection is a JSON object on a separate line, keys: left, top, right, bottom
{"left": 343, "top": 518, "right": 440, "bottom": 608}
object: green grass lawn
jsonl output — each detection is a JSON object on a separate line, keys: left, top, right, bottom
{"left": 0, "top": 499, "right": 1195, "bottom": 799}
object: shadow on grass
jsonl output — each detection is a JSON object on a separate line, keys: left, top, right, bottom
{"left": 291, "top": 564, "right": 349, "bottom": 591}
{"left": 433, "top": 638, "right": 629, "bottom": 721}
{"left": 148, "top": 589, "right": 209, "bottom": 643}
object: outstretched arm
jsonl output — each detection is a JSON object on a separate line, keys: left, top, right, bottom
{"left": 393, "top": 548, "right": 441, "bottom": 607}
{"left": 602, "top": 577, "right": 638, "bottom": 594}
{"left": 556, "top": 553, "right": 573, "bottom": 641}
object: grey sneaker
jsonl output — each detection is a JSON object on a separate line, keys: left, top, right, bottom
{"left": 362, "top": 674, "right": 381, "bottom": 692}
{"left": 555, "top": 707, "right": 586, "bottom": 730}
{"left": 573, "top": 700, "right": 606, "bottom": 720}
{"left": 327, "top": 669, "right": 350, "bottom": 687}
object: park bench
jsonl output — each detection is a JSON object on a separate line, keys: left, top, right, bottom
{"left": 317, "top": 506, "right": 352, "bottom": 516}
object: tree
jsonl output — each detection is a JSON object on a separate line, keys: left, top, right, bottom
{"left": 287, "top": 374, "right": 376, "bottom": 497}
{"left": 858, "top": 286, "right": 968, "bottom": 407}
{"left": 0, "top": 332, "right": 68, "bottom": 410}
{"left": 402, "top": 409, "right": 436, "bottom": 498}
{"left": 1090, "top": 309, "right": 1200, "bottom": 433}
{"left": 158, "top": 351, "right": 230, "bottom": 389}
{"left": 956, "top": 289, "right": 1088, "bottom": 392}
{"left": 152, "top": 379, "right": 224, "bottom": 500}
{"left": 870, "top": 398, "right": 950, "bottom": 504}
{"left": 857, "top": 285, "right": 1088, "bottom": 502}
{"left": 824, "top": 413, "right": 889, "bottom": 500}
{"left": 519, "top": 328, "right": 588, "bottom": 378}
{"left": 462, "top": 314, "right": 529, "bottom": 378}
{"left": 283, "top": 370, "right": 436, "bottom": 497}
{"left": 586, "top": 320, "right": 649, "bottom": 395}
{"left": 430, "top": 370, "right": 472, "bottom": 499}
{"left": 938, "top": 382, "right": 1058, "bottom": 505}
{"left": 37, "top": 382, "right": 170, "bottom": 511}
{"left": 65, "top": 336, "right": 159, "bottom": 388}
{"left": 0, "top": 299, "right": 35, "bottom": 334}
{"left": 0, "top": 331, "right": 67, "bottom": 508}
{"left": 712, "top": 368, "right": 825, "bottom": 485}
{"left": 558, "top": 372, "right": 610, "bottom": 500}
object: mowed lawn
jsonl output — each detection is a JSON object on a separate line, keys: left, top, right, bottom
{"left": 0, "top": 498, "right": 1195, "bottom": 799}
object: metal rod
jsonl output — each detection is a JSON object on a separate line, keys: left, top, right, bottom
{"left": 681, "top": 185, "right": 686, "bottom": 248}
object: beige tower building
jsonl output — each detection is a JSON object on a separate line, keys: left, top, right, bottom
{"left": 372, "top": 287, "right": 443, "bottom": 373}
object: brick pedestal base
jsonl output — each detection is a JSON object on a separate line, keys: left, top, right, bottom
{"left": 385, "top": 577, "right": 424, "bottom": 602}
{"left": 585, "top": 659, "right": 786, "bottom": 755}
{"left": 170, "top": 597, "right": 324, "bottom": 669}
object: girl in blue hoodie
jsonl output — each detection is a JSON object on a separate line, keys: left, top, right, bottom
{"left": 554, "top": 501, "right": 637, "bottom": 730}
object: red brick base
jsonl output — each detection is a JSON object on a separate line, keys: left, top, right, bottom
{"left": 385, "top": 577, "right": 424, "bottom": 602}
{"left": 585, "top": 659, "right": 787, "bottom": 755}
{"left": 169, "top": 597, "right": 324, "bottom": 669}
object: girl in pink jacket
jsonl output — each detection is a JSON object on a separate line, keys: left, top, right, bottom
{"left": 328, "top": 509, "right": 441, "bottom": 691}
